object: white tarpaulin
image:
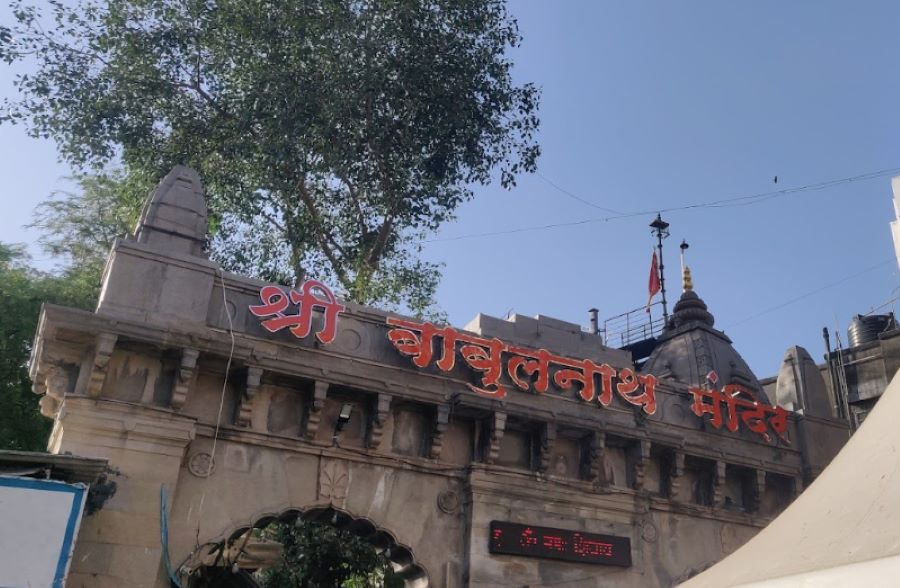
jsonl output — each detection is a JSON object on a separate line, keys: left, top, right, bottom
{"left": 0, "top": 476, "right": 87, "bottom": 588}
{"left": 681, "top": 368, "right": 900, "bottom": 587}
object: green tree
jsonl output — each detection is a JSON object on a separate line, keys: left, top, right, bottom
{"left": 29, "top": 170, "right": 148, "bottom": 301}
{"left": 0, "top": 243, "right": 94, "bottom": 451}
{"left": 254, "top": 521, "right": 403, "bottom": 588}
{"left": 4, "top": 0, "right": 541, "bottom": 315}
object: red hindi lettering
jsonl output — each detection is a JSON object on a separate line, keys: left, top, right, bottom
{"left": 288, "top": 279, "right": 346, "bottom": 344}
{"left": 572, "top": 533, "right": 613, "bottom": 558}
{"left": 386, "top": 317, "right": 438, "bottom": 368}
{"left": 596, "top": 363, "right": 617, "bottom": 407}
{"left": 766, "top": 405, "right": 791, "bottom": 445}
{"left": 249, "top": 281, "right": 345, "bottom": 344}
{"left": 459, "top": 337, "right": 507, "bottom": 399}
{"left": 616, "top": 368, "right": 658, "bottom": 415}
{"left": 690, "top": 386, "right": 724, "bottom": 429}
{"left": 723, "top": 384, "right": 760, "bottom": 435}
{"left": 553, "top": 358, "right": 601, "bottom": 402}
{"left": 249, "top": 286, "right": 292, "bottom": 331}
{"left": 507, "top": 347, "right": 553, "bottom": 394}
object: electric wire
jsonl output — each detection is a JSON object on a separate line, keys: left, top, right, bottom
{"left": 536, "top": 172, "right": 624, "bottom": 214}
{"left": 723, "top": 258, "right": 894, "bottom": 330}
{"left": 427, "top": 165, "right": 900, "bottom": 243}
{"left": 193, "top": 268, "right": 237, "bottom": 547}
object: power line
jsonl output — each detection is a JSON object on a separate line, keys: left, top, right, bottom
{"left": 426, "top": 165, "right": 900, "bottom": 244}
{"left": 536, "top": 172, "right": 624, "bottom": 214}
{"left": 723, "top": 258, "right": 894, "bottom": 330}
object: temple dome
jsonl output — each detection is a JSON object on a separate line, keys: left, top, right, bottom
{"left": 641, "top": 277, "right": 770, "bottom": 403}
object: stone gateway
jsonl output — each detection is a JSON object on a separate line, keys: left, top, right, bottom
{"left": 29, "top": 167, "right": 849, "bottom": 587}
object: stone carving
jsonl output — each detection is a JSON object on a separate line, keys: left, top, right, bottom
{"left": 236, "top": 367, "right": 263, "bottom": 428}
{"left": 437, "top": 489, "right": 460, "bottom": 514}
{"left": 86, "top": 333, "right": 118, "bottom": 398}
{"left": 39, "top": 395, "right": 61, "bottom": 419}
{"left": 485, "top": 412, "right": 506, "bottom": 464}
{"left": 537, "top": 423, "right": 557, "bottom": 473}
{"left": 641, "top": 520, "right": 659, "bottom": 543}
{"left": 552, "top": 454, "right": 569, "bottom": 476}
{"left": 188, "top": 452, "right": 215, "bottom": 477}
{"left": 335, "top": 328, "right": 362, "bottom": 352}
{"left": 38, "top": 367, "right": 70, "bottom": 418}
{"left": 429, "top": 404, "right": 451, "bottom": 460}
{"left": 583, "top": 431, "right": 610, "bottom": 485}
{"left": 669, "top": 452, "right": 685, "bottom": 500}
{"left": 319, "top": 459, "right": 349, "bottom": 505}
{"left": 171, "top": 348, "right": 199, "bottom": 411}
{"left": 752, "top": 469, "right": 766, "bottom": 513}
{"left": 713, "top": 461, "right": 727, "bottom": 508}
{"left": 305, "top": 381, "right": 329, "bottom": 440}
{"left": 630, "top": 439, "right": 651, "bottom": 491}
{"left": 367, "top": 393, "right": 392, "bottom": 449}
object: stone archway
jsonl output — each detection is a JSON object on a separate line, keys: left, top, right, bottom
{"left": 182, "top": 505, "right": 430, "bottom": 587}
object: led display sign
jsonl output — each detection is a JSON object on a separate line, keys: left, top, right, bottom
{"left": 488, "top": 521, "right": 631, "bottom": 567}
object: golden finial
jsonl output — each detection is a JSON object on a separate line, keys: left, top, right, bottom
{"left": 679, "top": 239, "right": 692, "bottom": 292}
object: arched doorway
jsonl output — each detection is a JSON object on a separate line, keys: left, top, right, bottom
{"left": 180, "top": 506, "right": 430, "bottom": 587}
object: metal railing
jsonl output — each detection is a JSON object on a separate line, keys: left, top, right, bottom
{"left": 601, "top": 301, "right": 665, "bottom": 349}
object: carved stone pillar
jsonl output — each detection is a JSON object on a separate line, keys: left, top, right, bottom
{"left": 713, "top": 461, "right": 727, "bottom": 508}
{"left": 485, "top": 412, "right": 506, "bottom": 464}
{"left": 538, "top": 423, "right": 557, "bottom": 473}
{"left": 236, "top": 367, "right": 263, "bottom": 428}
{"left": 429, "top": 404, "right": 451, "bottom": 460}
{"left": 171, "top": 348, "right": 199, "bottom": 411}
{"left": 669, "top": 451, "right": 685, "bottom": 500}
{"left": 583, "top": 431, "right": 609, "bottom": 485}
{"left": 366, "top": 393, "right": 392, "bottom": 449}
{"left": 85, "top": 333, "right": 117, "bottom": 398}
{"left": 751, "top": 469, "right": 766, "bottom": 513}
{"left": 629, "top": 439, "right": 651, "bottom": 491}
{"left": 305, "top": 381, "right": 329, "bottom": 440}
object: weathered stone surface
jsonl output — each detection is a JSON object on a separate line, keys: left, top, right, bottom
{"left": 775, "top": 345, "right": 833, "bottom": 417}
{"left": 134, "top": 165, "right": 208, "bottom": 258}
{"left": 27, "top": 167, "right": 853, "bottom": 588}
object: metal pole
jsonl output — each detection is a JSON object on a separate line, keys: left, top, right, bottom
{"left": 649, "top": 213, "right": 670, "bottom": 322}
{"left": 657, "top": 231, "right": 668, "bottom": 321}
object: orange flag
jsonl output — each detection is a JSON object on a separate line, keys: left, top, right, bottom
{"left": 647, "top": 250, "right": 660, "bottom": 312}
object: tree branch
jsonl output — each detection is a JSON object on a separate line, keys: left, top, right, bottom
{"left": 295, "top": 180, "right": 350, "bottom": 286}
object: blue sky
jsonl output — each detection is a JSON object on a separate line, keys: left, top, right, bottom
{"left": 2, "top": 1, "right": 899, "bottom": 379}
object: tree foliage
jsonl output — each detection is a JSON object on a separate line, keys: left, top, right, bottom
{"left": 4, "top": 0, "right": 541, "bottom": 314}
{"left": 254, "top": 521, "right": 403, "bottom": 588}
{"left": 0, "top": 243, "right": 94, "bottom": 451}
{"left": 29, "top": 170, "right": 148, "bottom": 300}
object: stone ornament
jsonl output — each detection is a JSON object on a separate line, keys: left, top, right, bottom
{"left": 429, "top": 404, "right": 451, "bottom": 460}
{"left": 188, "top": 452, "right": 215, "bottom": 478}
{"left": 437, "top": 489, "right": 460, "bottom": 514}
{"left": 641, "top": 520, "right": 659, "bottom": 543}
{"left": 236, "top": 367, "right": 263, "bottom": 428}
{"left": 171, "top": 348, "right": 199, "bottom": 411}
{"left": 366, "top": 393, "right": 392, "bottom": 449}
{"left": 305, "top": 381, "right": 328, "bottom": 440}
{"left": 319, "top": 460, "right": 349, "bottom": 506}
{"left": 486, "top": 411, "right": 507, "bottom": 464}
{"left": 86, "top": 332, "right": 118, "bottom": 398}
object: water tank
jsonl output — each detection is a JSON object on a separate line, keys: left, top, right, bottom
{"left": 848, "top": 313, "right": 897, "bottom": 347}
